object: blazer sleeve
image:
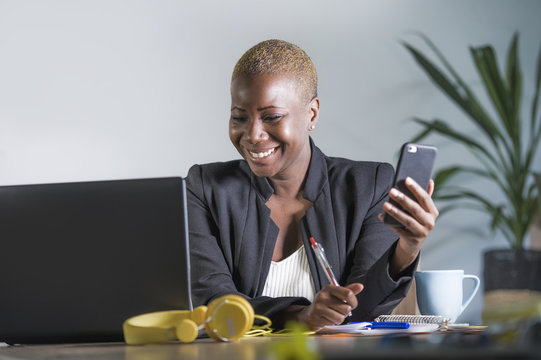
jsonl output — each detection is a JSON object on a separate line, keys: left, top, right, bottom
{"left": 345, "top": 162, "right": 418, "bottom": 321}
{"left": 186, "top": 164, "right": 239, "bottom": 300}
{"left": 186, "top": 164, "right": 310, "bottom": 328}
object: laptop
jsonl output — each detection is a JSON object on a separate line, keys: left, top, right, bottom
{"left": 0, "top": 177, "right": 193, "bottom": 344}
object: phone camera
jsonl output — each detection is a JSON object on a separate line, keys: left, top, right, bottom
{"left": 407, "top": 145, "right": 418, "bottom": 153}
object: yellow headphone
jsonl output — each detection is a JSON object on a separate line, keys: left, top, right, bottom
{"left": 123, "top": 294, "right": 271, "bottom": 345}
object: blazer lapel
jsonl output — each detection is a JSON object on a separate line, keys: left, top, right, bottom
{"left": 301, "top": 139, "right": 343, "bottom": 291}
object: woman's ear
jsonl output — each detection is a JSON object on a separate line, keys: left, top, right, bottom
{"left": 308, "top": 97, "right": 320, "bottom": 131}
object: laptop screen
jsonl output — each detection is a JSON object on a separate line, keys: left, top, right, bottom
{"left": 0, "top": 177, "right": 192, "bottom": 344}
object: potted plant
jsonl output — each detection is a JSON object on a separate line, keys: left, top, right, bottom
{"left": 401, "top": 33, "right": 541, "bottom": 299}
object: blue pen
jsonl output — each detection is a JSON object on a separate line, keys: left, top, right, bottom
{"left": 348, "top": 321, "right": 410, "bottom": 329}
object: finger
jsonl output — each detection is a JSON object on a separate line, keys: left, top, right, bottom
{"left": 324, "top": 286, "right": 354, "bottom": 313}
{"left": 387, "top": 189, "right": 435, "bottom": 229}
{"left": 346, "top": 283, "right": 363, "bottom": 295}
{"left": 318, "top": 310, "right": 346, "bottom": 326}
{"left": 344, "top": 283, "right": 363, "bottom": 309}
{"left": 327, "top": 301, "right": 353, "bottom": 318}
{"left": 383, "top": 201, "right": 431, "bottom": 236}
{"left": 327, "top": 284, "right": 361, "bottom": 305}
{"left": 312, "top": 298, "right": 350, "bottom": 325}
{"left": 320, "top": 285, "right": 357, "bottom": 316}
{"left": 427, "top": 179, "right": 435, "bottom": 196}
{"left": 404, "top": 177, "right": 438, "bottom": 215}
{"left": 403, "top": 177, "right": 439, "bottom": 218}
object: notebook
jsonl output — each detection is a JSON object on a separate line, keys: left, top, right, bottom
{"left": 319, "top": 315, "right": 447, "bottom": 335}
{"left": 0, "top": 177, "right": 192, "bottom": 344}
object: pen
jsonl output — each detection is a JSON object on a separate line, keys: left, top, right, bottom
{"left": 348, "top": 321, "right": 410, "bottom": 329}
{"left": 310, "top": 236, "right": 352, "bottom": 317}
{"left": 309, "top": 237, "right": 339, "bottom": 286}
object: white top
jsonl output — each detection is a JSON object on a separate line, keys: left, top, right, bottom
{"left": 261, "top": 245, "right": 316, "bottom": 302}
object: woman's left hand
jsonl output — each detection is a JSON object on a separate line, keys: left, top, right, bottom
{"left": 380, "top": 177, "right": 439, "bottom": 276}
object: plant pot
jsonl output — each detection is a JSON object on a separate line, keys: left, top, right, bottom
{"left": 483, "top": 248, "right": 541, "bottom": 292}
{"left": 482, "top": 248, "right": 541, "bottom": 343}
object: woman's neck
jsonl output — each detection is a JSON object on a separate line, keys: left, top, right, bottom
{"left": 269, "top": 159, "right": 310, "bottom": 200}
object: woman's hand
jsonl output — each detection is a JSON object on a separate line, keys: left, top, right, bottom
{"left": 297, "top": 283, "right": 363, "bottom": 330}
{"left": 380, "top": 177, "right": 439, "bottom": 277}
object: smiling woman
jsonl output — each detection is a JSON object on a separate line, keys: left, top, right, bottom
{"left": 186, "top": 39, "right": 439, "bottom": 330}
{"left": 229, "top": 74, "right": 317, "bottom": 181}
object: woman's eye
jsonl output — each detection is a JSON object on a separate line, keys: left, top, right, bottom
{"left": 263, "top": 115, "right": 282, "bottom": 122}
{"left": 231, "top": 116, "right": 247, "bottom": 123}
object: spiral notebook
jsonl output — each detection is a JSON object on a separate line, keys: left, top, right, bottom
{"left": 375, "top": 315, "right": 449, "bottom": 326}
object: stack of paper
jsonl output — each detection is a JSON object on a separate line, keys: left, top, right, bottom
{"left": 319, "top": 322, "right": 439, "bottom": 335}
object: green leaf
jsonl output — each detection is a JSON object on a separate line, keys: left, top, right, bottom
{"left": 402, "top": 43, "right": 467, "bottom": 106}
{"left": 522, "top": 182, "right": 540, "bottom": 231}
{"left": 431, "top": 166, "right": 462, "bottom": 199}
{"left": 470, "top": 45, "right": 515, "bottom": 142}
{"left": 409, "top": 125, "right": 433, "bottom": 144}
{"left": 436, "top": 204, "right": 460, "bottom": 216}
{"left": 532, "top": 42, "right": 541, "bottom": 135}
{"left": 412, "top": 118, "right": 501, "bottom": 169}
{"left": 534, "top": 172, "right": 541, "bottom": 190}
{"left": 411, "top": 34, "right": 506, "bottom": 147}
{"left": 505, "top": 33, "right": 522, "bottom": 143}
{"left": 403, "top": 41, "right": 503, "bottom": 145}
{"left": 490, "top": 205, "right": 505, "bottom": 231}
{"left": 527, "top": 43, "right": 541, "bottom": 170}
{"left": 439, "top": 188, "right": 518, "bottom": 247}
{"left": 433, "top": 166, "right": 462, "bottom": 187}
{"left": 453, "top": 166, "right": 514, "bottom": 204}
{"left": 434, "top": 193, "right": 467, "bottom": 201}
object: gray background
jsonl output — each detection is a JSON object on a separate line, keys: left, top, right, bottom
{"left": 1, "top": 0, "right": 540, "bottom": 324}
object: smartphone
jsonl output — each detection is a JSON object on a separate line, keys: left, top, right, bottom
{"left": 383, "top": 142, "right": 437, "bottom": 227}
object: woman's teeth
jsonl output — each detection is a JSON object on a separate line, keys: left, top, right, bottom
{"left": 249, "top": 147, "right": 275, "bottom": 158}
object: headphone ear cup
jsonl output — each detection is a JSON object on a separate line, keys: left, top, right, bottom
{"left": 191, "top": 305, "right": 208, "bottom": 324}
{"left": 176, "top": 319, "right": 199, "bottom": 343}
{"left": 176, "top": 305, "right": 208, "bottom": 343}
{"left": 204, "top": 295, "right": 254, "bottom": 342}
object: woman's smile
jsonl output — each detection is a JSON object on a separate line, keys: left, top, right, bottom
{"left": 246, "top": 146, "right": 279, "bottom": 161}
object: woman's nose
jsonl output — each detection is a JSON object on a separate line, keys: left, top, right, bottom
{"left": 246, "top": 120, "right": 268, "bottom": 142}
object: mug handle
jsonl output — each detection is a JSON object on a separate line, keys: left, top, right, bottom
{"left": 461, "top": 274, "right": 480, "bottom": 313}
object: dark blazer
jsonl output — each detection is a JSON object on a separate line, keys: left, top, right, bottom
{"left": 186, "top": 139, "right": 416, "bottom": 326}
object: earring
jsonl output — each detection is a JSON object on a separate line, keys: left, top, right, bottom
{"left": 309, "top": 125, "right": 315, "bottom": 131}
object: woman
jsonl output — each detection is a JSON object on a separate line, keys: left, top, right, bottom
{"left": 186, "top": 39, "right": 438, "bottom": 330}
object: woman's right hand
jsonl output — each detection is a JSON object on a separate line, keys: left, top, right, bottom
{"left": 298, "top": 283, "right": 363, "bottom": 330}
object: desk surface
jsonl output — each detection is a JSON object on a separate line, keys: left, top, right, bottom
{"left": 1, "top": 332, "right": 539, "bottom": 360}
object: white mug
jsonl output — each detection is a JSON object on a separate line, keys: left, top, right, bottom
{"left": 415, "top": 270, "right": 480, "bottom": 323}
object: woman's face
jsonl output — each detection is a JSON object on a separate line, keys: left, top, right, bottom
{"left": 229, "top": 74, "right": 319, "bottom": 180}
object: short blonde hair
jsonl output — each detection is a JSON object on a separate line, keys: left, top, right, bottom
{"left": 232, "top": 39, "right": 318, "bottom": 103}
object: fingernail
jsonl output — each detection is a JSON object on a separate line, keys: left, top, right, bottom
{"left": 390, "top": 188, "right": 399, "bottom": 197}
{"left": 406, "top": 177, "right": 414, "bottom": 185}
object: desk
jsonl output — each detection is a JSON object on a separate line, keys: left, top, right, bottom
{"left": 1, "top": 332, "right": 540, "bottom": 360}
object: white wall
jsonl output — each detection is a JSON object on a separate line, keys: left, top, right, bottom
{"left": 1, "top": 0, "right": 540, "bottom": 324}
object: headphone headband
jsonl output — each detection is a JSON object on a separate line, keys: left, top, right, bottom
{"left": 123, "top": 294, "right": 268, "bottom": 345}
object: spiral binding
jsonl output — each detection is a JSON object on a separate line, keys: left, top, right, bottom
{"left": 374, "top": 315, "right": 450, "bottom": 326}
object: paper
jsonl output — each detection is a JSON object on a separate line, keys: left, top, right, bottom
{"left": 319, "top": 322, "right": 439, "bottom": 335}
